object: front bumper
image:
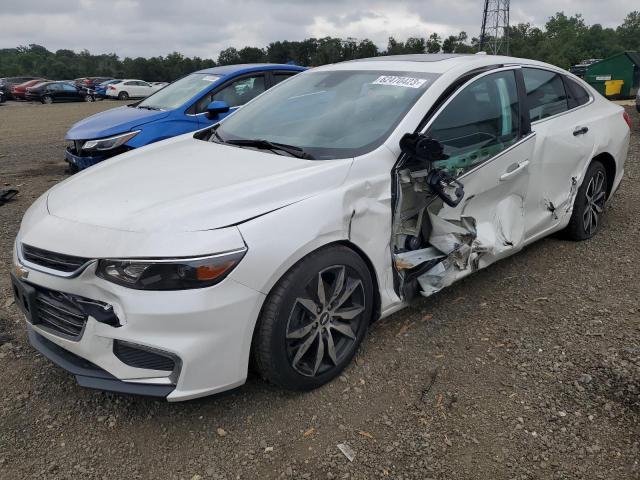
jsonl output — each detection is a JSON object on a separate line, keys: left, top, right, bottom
{"left": 64, "top": 143, "right": 133, "bottom": 170}
{"left": 27, "top": 325, "right": 175, "bottom": 398}
{"left": 12, "top": 243, "right": 266, "bottom": 402}
{"left": 64, "top": 146, "right": 112, "bottom": 170}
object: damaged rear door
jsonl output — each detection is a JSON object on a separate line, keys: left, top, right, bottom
{"left": 520, "top": 68, "right": 597, "bottom": 238}
{"left": 393, "top": 67, "right": 535, "bottom": 298}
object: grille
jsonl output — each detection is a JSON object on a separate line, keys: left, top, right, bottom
{"left": 34, "top": 288, "right": 88, "bottom": 339}
{"left": 22, "top": 244, "right": 90, "bottom": 273}
{"left": 113, "top": 341, "right": 176, "bottom": 371}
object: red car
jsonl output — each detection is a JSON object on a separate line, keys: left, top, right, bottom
{"left": 11, "top": 79, "right": 46, "bottom": 100}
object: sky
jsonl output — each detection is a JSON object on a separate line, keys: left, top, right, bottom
{"left": 0, "top": 0, "right": 634, "bottom": 59}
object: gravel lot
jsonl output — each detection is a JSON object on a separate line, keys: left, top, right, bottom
{"left": 0, "top": 100, "right": 638, "bottom": 480}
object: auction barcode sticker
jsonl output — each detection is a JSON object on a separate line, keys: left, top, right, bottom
{"left": 372, "top": 75, "right": 427, "bottom": 88}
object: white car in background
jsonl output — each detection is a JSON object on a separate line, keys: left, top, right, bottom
{"left": 105, "top": 79, "right": 163, "bottom": 100}
{"left": 11, "top": 54, "right": 630, "bottom": 401}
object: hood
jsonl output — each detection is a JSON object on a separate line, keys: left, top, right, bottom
{"left": 47, "top": 136, "right": 352, "bottom": 232}
{"left": 65, "top": 105, "right": 170, "bottom": 140}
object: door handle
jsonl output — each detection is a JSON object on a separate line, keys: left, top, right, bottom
{"left": 573, "top": 126, "right": 589, "bottom": 136}
{"left": 499, "top": 160, "right": 529, "bottom": 181}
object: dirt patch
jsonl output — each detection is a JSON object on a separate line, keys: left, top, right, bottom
{"left": 0, "top": 101, "right": 638, "bottom": 479}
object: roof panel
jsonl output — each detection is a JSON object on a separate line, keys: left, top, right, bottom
{"left": 195, "top": 63, "right": 305, "bottom": 75}
{"left": 348, "top": 54, "right": 472, "bottom": 63}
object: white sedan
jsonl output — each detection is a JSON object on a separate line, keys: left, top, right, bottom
{"left": 12, "top": 54, "right": 630, "bottom": 401}
{"left": 105, "top": 79, "right": 163, "bottom": 100}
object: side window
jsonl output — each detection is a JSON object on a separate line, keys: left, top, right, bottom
{"left": 124, "top": 81, "right": 135, "bottom": 86}
{"left": 62, "top": 84, "right": 76, "bottom": 92}
{"left": 273, "top": 72, "right": 297, "bottom": 85}
{"left": 194, "top": 75, "right": 266, "bottom": 113}
{"left": 565, "top": 77, "right": 590, "bottom": 108}
{"left": 49, "top": 83, "right": 62, "bottom": 91}
{"left": 211, "top": 75, "right": 266, "bottom": 108}
{"left": 138, "top": 81, "right": 150, "bottom": 87}
{"left": 522, "top": 68, "right": 568, "bottom": 121}
{"left": 426, "top": 70, "right": 520, "bottom": 177}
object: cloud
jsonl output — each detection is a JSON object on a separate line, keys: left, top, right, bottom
{"left": 0, "top": 0, "right": 634, "bottom": 59}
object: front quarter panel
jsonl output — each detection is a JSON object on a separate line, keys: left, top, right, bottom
{"left": 231, "top": 147, "right": 403, "bottom": 318}
{"left": 125, "top": 114, "right": 199, "bottom": 148}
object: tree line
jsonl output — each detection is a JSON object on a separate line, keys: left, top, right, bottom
{"left": 0, "top": 11, "right": 638, "bottom": 82}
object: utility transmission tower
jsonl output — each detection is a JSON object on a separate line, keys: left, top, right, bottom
{"left": 479, "top": 0, "right": 510, "bottom": 55}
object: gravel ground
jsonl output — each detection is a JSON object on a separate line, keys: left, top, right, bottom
{"left": 0, "top": 100, "right": 638, "bottom": 480}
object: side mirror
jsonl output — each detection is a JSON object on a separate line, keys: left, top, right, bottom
{"left": 206, "top": 100, "right": 230, "bottom": 120}
{"left": 400, "top": 132, "right": 464, "bottom": 207}
{"left": 399, "top": 133, "right": 448, "bottom": 163}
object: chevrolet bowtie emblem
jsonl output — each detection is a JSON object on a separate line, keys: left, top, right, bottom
{"left": 14, "top": 264, "right": 29, "bottom": 279}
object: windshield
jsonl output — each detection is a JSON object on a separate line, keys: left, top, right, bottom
{"left": 138, "top": 73, "right": 221, "bottom": 110}
{"left": 216, "top": 70, "right": 439, "bottom": 159}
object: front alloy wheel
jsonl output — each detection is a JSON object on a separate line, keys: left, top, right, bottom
{"left": 253, "top": 246, "right": 373, "bottom": 390}
{"left": 286, "top": 265, "right": 365, "bottom": 377}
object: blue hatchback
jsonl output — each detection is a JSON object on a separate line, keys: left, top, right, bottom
{"left": 65, "top": 64, "right": 306, "bottom": 171}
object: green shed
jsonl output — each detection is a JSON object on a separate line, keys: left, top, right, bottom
{"left": 585, "top": 51, "right": 640, "bottom": 99}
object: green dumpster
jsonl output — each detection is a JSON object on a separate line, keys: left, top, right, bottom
{"left": 585, "top": 51, "right": 640, "bottom": 99}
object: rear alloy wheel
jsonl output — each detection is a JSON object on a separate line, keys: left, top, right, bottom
{"left": 118, "top": 91, "right": 129, "bottom": 100}
{"left": 41, "top": 95, "right": 53, "bottom": 104}
{"left": 84, "top": 94, "right": 95, "bottom": 102}
{"left": 253, "top": 246, "right": 373, "bottom": 390}
{"left": 564, "top": 160, "right": 607, "bottom": 240}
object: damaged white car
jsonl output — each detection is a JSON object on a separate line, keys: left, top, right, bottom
{"left": 12, "top": 54, "right": 631, "bottom": 401}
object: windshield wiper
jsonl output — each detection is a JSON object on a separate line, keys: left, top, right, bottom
{"left": 138, "top": 105, "right": 161, "bottom": 111}
{"left": 225, "top": 139, "right": 314, "bottom": 159}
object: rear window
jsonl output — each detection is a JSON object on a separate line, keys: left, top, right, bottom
{"left": 565, "top": 77, "right": 590, "bottom": 108}
{"left": 522, "top": 68, "right": 568, "bottom": 122}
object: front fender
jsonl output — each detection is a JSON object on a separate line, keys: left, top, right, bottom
{"left": 231, "top": 190, "right": 350, "bottom": 296}
{"left": 126, "top": 117, "right": 199, "bottom": 148}
{"left": 231, "top": 153, "right": 400, "bottom": 315}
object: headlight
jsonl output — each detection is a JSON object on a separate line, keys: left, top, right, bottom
{"left": 82, "top": 130, "right": 140, "bottom": 151}
{"left": 96, "top": 249, "right": 246, "bottom": 290}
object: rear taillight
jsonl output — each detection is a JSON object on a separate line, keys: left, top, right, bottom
{"left": 108, "top": 86, "right": 115, "bottom": 90}
{"left": 623, "top": 111, "right": 632, "bottom": 130}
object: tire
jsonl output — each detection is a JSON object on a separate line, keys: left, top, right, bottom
{"left": 564, "top": 160, "right": 607, "bottom": 241}
{"left": 253, "top": 245, "right": 374, "bottom": 391}
{"left": 41, "top": 95, "right": 53, "bottom": 104}
{"left": 84, "top": 94, "right": 94, "bottom": 102}
{"left": 118, "top": 91, "right": 129, "bottom": 100}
